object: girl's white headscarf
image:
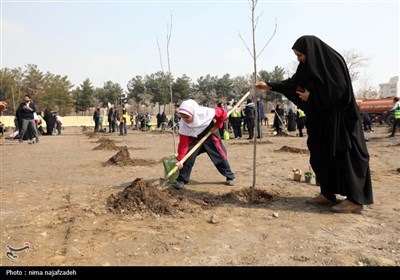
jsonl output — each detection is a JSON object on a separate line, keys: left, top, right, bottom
{"left": 178, "top": 99, "right": 215, "bottom": 138}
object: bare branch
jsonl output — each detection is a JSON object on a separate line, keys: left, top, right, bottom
{"left": 166, "top": 12, "right": 176, "bottom": 153}
{"left": 254, "top": 11, "right": 264, "bottom": 30}
{"left": 257, "top": 18, "right": 277, "bottom": 59}
{"left": 157, "top": 36, "right": 164, "bottom": 72}
{"left": 238, "top": 30, "right": 254, "bottom": 59}
{"left": 342, "top": 49, "right": 369, "bottom": 82}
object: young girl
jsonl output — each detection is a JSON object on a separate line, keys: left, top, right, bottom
{"left": 174, "top": 99, "right": 235, "bottom": 190}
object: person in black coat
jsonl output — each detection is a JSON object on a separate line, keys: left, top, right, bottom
{"left": 93, "top": 108, "right": 100, "bottom": 132}
{"left": 244, "top": 99, "right": 255, "bottom": 139}
{"left": 255, "top": 35, "right": 373, "bottom": 213}
{"left": 44, "top": 108, "right": 56, "bottom": 135}
{"left": 287, "top": 109, "right": 297, "bottom": 132}
{"left": 17, "top": 94, "right": 40, "bottom": 143}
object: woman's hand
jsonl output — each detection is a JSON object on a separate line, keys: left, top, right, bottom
{"left": 176, "top": 161, "right": 184, "bottom": 170}
{"left": 255, "top": 82, "right": 271, "bottom": 90}
{"left": 297, "top": 88, "right": 310, "bottom": 102}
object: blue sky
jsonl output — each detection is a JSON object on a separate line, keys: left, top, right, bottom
{"left": 1, "top": 0, "right": 399, "bottom": 92}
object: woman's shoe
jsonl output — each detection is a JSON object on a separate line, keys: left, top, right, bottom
{"left": 306, "top": 194, "right": 335, "bottom": 206}
{"left": 331, "top": 200, "right": 363, "bottom": 213}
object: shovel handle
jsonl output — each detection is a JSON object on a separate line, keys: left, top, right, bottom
{"left": 164, "top": 90, "right": 251, "bottom": 181}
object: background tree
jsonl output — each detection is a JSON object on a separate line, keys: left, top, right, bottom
{"left": 95, "top": 81, "right": 123, "bottom": 107}
{"left": 215, "top": 73, "right": 234, "bottom": 101}
{"left": 172, "top": 74, "right": 191, "bottom": 105}
{"left": 191, "top": 88, "right": 218, "bottom": 107}
{"left": 0, "top": 67, "right": 24, "bottom": 113}
{"left": 342, "top": 49, "right": 369, "bottom": 82}
{"left": 0, "top": 46, "right": 373, "bottom": 118}
{"left": 73, "top": 78, "right": 94, "bottom": 113}
{"left": 262, "top": 66, "right": 286, "bottom": 102}
{"left": 196, "top": 75, "right": 218, "bottom": 96}
{"left": 356, "top": 74, "right": 379, "bottom": 99}
{"left": 40, "top": 73, "right": 74, "bottom": 115}
{"left": 21, "top": 64, "right": 46, "bottom": 112}
{"left": 232, "top": 75, "right": 251, "bottom": 100}
{"left": 127, "top": 75, "right": 145, "bottom": 107}
{"left": 145, "top": 71, "right": 171, "bottom": 111}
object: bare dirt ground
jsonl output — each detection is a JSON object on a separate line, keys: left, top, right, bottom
{"left": 1, "top": 123, "right": 399, "bottom": 267}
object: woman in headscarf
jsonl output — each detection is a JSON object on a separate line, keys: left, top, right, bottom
{"left": 173, "top": 99, "right": 236, "bottom": 190}
{"left": 255, "top": 35, "right": 373, "bottom": 213}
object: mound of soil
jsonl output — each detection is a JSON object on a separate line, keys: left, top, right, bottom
{"left": 276, "top": 145, "right": 309, "bottom": 155}
{"left": 103, "top": 146, "right": 157, "bottom": 166}
{"left": 107, "top": 178, "right": 177, "bottom": 215}
{"left": 85, "top": 132, "right": 100, "bottom": 139}
{"left": 95, "top": 137, "right": 113, "bottom": 143}
{"left": 93, "top": 139, "right": 118, "bottom": 150}
{"left": 81, "top": 126, "right": 89, "bottom": 132}
{"left": 107, "top": 179, "right": 274, "bottom": 216}
{"left": 103, "top": 146, "right": 135, "bottom": 166}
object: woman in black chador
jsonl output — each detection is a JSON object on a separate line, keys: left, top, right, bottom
{"left": 44, "top": 108, "right": 56, "bottom": 135}
{"left": 256, "top": 35, "right": 373, "bottom": 213}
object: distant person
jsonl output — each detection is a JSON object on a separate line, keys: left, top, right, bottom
{"left": 160, "top": 112, "right": 168, "bottom": 130}
{"left": 362, "top": 113, "right": 372, "bottom": 132}
{"left": 119, "top": 109, "right": 129, "bottom": 135}
{"left": 256, "top": 96, "right": 265, "bottom": 138}
{"left": 108, "top": 107, "right": 116, "bottom": 133}
{"left": 156, "top": 112, "right": 162, "bottom": 128}
{"left": 296, "top": 108, "right": 306, "bottom": 137}
{"left": 55, "top": 114, "right": 63, "bottom": 135}
{"left": 272, "top": 104, "right": 285, "bottom": 134}
{"left": 229, "top": 101, "right": 243, "bottom": 139}
{"left": 17, "top": 94, "right": 40, "bottom": 144}
{"left": 244, "top": 99, "right": 255, "bottom": 139}
{"left": 44, "top": 108, "right": 56, "bottom": 135}
{"left": 173, "top": 99, "right": 235, "bottom": 190}
{"left": 287, "top": 108, "right": 297, "bottom": 132}
{"left": 93, "top": 108, "right": 100, "bottom": 132}
{"left": 255, "top": 35, "right": 373, "bottom": 213}
{"left": 37, "top": 111, "right": 46, "bottom": 135}
{"left": 387, "top": 97, "right": 400, "bottom": 137}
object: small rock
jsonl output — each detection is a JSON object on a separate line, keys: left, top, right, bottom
{"left": 209, "top": 213, "right": 218, "bottom": 224}
{"left": 272, "top": 212, "right": 279, "bottom": 218}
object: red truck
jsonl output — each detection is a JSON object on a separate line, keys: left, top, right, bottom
{"left": 356, "top": 98, "right": 395, "bottom": 126}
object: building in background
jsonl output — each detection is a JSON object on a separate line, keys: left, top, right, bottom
{"left": 379, "top": 76, "right": 399, "bottom": 98}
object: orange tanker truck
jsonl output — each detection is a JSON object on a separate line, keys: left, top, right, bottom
{"left": 356, "top": 97, "right": 395, "bottom": 125}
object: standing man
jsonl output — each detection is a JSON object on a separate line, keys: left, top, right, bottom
{"left": 17, "top": 94, "right": 40, "bottom": 144}
{"left": 244, "top": 99, "right": 255, "bottom": 139}
{"left": 388, "top": 97, "right": 400, "bottom": 137}
{"left": 93, "top": 108, "right": 100, "bottom": 132}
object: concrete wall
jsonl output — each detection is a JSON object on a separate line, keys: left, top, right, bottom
{"left": 0, "top": 116, "right": 159, "bottom": 128}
